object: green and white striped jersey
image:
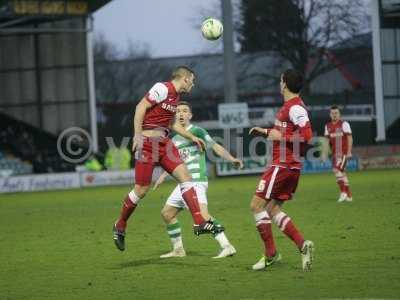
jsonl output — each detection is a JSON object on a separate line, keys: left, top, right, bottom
{"left": 172, "top": 124, "right": 216, "bottom": 182}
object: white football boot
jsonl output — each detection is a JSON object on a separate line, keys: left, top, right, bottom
{"left": 337, "top": 192, "right": 348, "bottom": 202}
{"left": 160, "top": 247, "right": 186, "bottom": 258}
{"left": 301, "top": 240, "right": 314, "bottom": 271}
{"left": 213, "top": 245, "right": 237, "bottom": 259}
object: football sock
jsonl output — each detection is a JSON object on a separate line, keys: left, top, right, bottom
{"left": 273, "top": 212, "right": 304, "bottom": 250}
{"left": 179, "top": 182, "right": 205, "bottom": 225}
{"left": 344, "top": 185, "right": 352, "bottom": 197}
{"left": 254, "top": 210, "right": 276, "bottom": 258}
{"left": 214, "top": 232, "right": 230, "bottom": 249}
{"left": 115, "top": 190, "right": 140, "bottom": 231}
{"left": 212, "top": 219, "right": 230, "bottom": 248}
{"left": 166, "top": 221, "right": 183, "bottom": 250}
{"left": 342, "top": 174, "right": 352, "bottom": 197}
{"left": 337, "top": 179, "right": 346, "bottom": 193}
{"left": 335, "top": 172, "right": 346, "bottom": 193}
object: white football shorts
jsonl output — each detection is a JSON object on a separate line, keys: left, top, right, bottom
{"left": 166, "top": 182, "right": 208, "bottom": 209}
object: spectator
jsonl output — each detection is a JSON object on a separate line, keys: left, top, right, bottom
{"left": 104, "top": 146, "right": 131, "bottom": 170}
{"left": 85, "top": 155, "right": 103, "bottom": 172}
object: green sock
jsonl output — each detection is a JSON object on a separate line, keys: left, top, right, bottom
{"left": 166, "top": 221, "right": 183, "bottom": 249}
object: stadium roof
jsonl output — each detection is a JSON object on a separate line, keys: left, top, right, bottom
{"left": 95, "top": 32, "right": 373, "bottom": 106}
{"left": 0, "top": 0, "right": 111, "bottom": 28}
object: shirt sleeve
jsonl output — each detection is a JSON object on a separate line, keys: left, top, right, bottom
{"left": 324, "top": 125, "right": 329, "bottom": 137}
{"left": 289, "top": 105, "right": 310, "bottom": 128}
{"left": 342, "top": 121, "right": 352, "bottom": 135}
{"left": 193, "top": 127, "right": 216, "bottom": 149}
{"left": 145, "top": 82, "right": 168, "bottom": 104}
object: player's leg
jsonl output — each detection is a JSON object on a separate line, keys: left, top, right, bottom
{"left": 333, "top": 166, "right": 348, "bottom": 202}
{"left": 342, "top": 171, "right": 352, "bottom": 201}
{"left": 333, "top": 156, "right": 350, "bottom": 202}
{"left": 265, "top": 167, "right": 314, "bottom": 271}
{"left": 160, "top": 139, "right": 215, "bottom": 235}
{"left": 160, "top": 141, "right": 207, "bottom": 227}
{"left": 267, "top": 199, "right": 313, "bottom": 271}
{"left": 251, "top": 194, "right": 280, "bottom": 270}
{"left": 160, "top": 209, "right": 186, "bottom": 258}
{"left": 115, "top": 184, "right": 149, "bottom": 231}
{"left": 113, "top": 159, "right": 154, "bottom": 251}
{"left": 339, "top": 156, "right": 352, "bottom": 201}
{"left": 160, "top": 185, "right": 186, "bottom": 258}
{"left": 196, "top": 183, "right": 236, "bottom": 258}
{"left": 267, "top": 199, "right": 305, "bottom": 250}
{"left": 169, "top": 164, "right": 207, "bottom": 225}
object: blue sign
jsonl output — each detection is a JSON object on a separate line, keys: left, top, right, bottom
{"left": 302, "top": 158, "right": 359, "bottom": 173}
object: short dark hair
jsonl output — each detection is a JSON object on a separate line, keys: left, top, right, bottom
{"left": 330, "top": 105, "right": 340, "bottom": 110}
{"left": 177, "top": 101, "right": 192, "bottom": 112}
{"left": 282, "top": 69, "right": 303, "bottom": 94}
{"left": 171, "top": 66, "right": 195, "bottom": 80}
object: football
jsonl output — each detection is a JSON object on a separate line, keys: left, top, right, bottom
{"left": 201, "top": 17, "right": 223, "bottom": 40}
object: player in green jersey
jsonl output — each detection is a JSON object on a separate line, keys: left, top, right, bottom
{"left": 154, "top": 101, "right": 243, "bottom": 258}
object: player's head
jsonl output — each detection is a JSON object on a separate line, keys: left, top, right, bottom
{"left": 171, "top": 66, "right": 195, "bottom": 93}
{"left": 176, "top": 101, "right": 193, "bottom": 127}
{"left": 280, "top": 69, "right": 303, "bottom": 97}
{"left": 330, "top": 105, "right": 341, "bottom": 122}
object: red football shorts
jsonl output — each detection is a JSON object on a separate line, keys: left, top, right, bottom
{"left": 134, "top": 137, "right": 183, "bottom": 186}
{"left": 255, "top": 166, "right": 300, "bottom": 201}
{"left": 332, "top": 155, "right": 348, "bottom": 172}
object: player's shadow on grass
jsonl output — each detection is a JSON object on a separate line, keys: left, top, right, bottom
{"left": 115, "top": 251, "right": 216, "bottom": 269}
{"left": 117, "top": 258, "right": 211, "bottom": 269}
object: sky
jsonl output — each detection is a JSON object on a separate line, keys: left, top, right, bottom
{"left": 94, "top": 0, "right": 223, "bottom": 58}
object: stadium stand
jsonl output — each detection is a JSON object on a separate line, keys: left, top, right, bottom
{"left": 0, "top": 150, "right": 32, "bottom": 176}
{"left": 0, "top": 112, "right": 75, "bottom": 174}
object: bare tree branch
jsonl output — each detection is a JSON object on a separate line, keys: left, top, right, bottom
{"left": 238, "top": 0, "right": 369, "bottom": 93}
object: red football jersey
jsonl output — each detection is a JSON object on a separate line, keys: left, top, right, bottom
{"left": 324, "top": 120, "right": 352, "bottom": 157}
{"left": 142, "top": 81, "right": 180, "bottom": 131}
{"left": 271, "top": 96, "right": 312, "bottom": 169}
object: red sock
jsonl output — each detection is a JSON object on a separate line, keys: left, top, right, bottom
{"left": 273, "top": 212, "right": 304, "bottom": 250}
{"left": 344, "top": 185, "right": 352, "bottom": 197}
{"left": 337, "top": 180, "right": 346, "bottom": 193}
{"left": 257, "top": 222, "right": 277, "bottom": 258}
{"left": 283, "top": 220, "right": 305, "bottom": 249}
{"left": 180, "top": 184, "right": 205, "bottom": 225}
{"left": 115, "top": 195, "right": 137, "bottom": 231}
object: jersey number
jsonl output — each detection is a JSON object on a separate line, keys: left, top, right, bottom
{"left": 257, "top": 180, "right": 266, "bottom": 192}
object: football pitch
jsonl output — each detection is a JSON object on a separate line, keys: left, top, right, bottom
{"left": 1, "top": 169, "right": 399, "bottom": 300}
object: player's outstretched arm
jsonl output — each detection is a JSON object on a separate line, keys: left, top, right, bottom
{"left": 172, "top": 122, "right": 206, "bottom": 151}
{"left": 153, "top": 171, "right": 169, "bottom": 190}
{"left": 132, "top": 98, "right": 152, "bottom": 152}
{"left": 212, "top": 143, "right": 243, "bottom": 169}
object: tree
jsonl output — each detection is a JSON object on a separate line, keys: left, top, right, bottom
{"left": 237, "top": 0, "right": 369, "bottom": 93}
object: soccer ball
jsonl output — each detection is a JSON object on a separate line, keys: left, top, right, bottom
{"left": 201, "top": 18, "right": 223, "bottom": 41}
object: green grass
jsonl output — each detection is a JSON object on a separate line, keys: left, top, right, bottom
{"left": 1, "top": 169, "right": 400, "bottom": 300}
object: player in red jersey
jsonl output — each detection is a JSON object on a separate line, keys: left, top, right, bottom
{"left": 249, "top": 69, "right": 314, "bottom": 271}
{"left": 324, "top": 105, "right": 353, "bottom": 202}
{"left": 112, "top": 66, "right": 218, "bottom": 251}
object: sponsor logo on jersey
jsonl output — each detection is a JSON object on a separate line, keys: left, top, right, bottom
{"left": 329, "top": 132, "right": 344, "bottom": 137}
{"left": 179, "top": 148, "right": 190, "bottom": 161}
{"left": 161, "top": 102, "right": 177, "bottom": 112}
